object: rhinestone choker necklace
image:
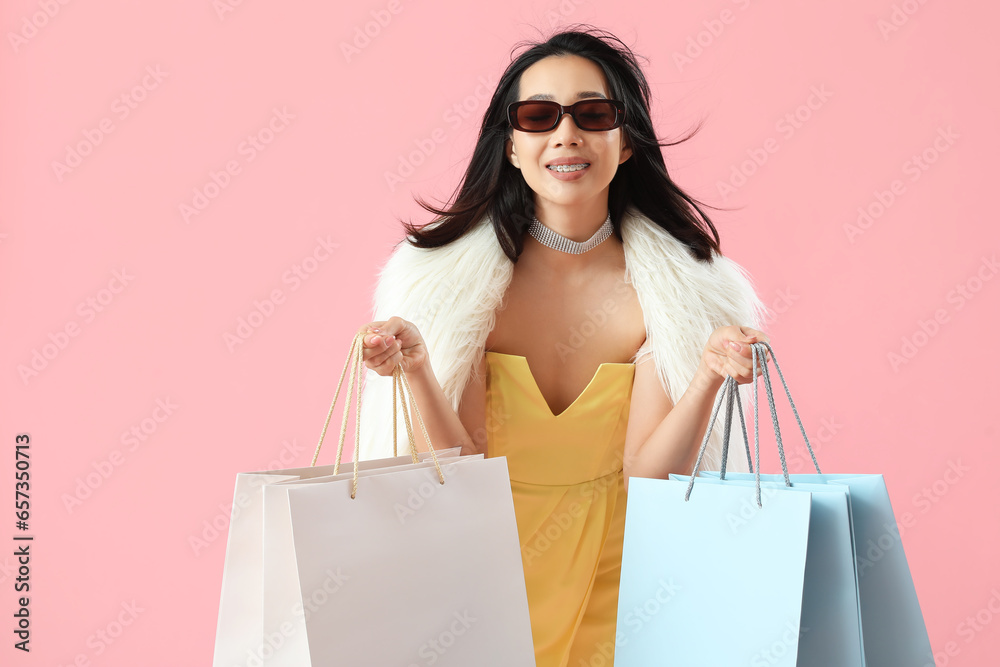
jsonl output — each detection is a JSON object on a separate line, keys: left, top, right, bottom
{"left": 528, "top": 212, "right": 613, "bottom": 254}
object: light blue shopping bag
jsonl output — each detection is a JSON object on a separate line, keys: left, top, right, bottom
{"left": 616, "top": 475, "right": 813, "bottom": 666}
{"left": 696, "top": 471, "right": 931, "bottom": 666}
{"left": 616, "top": 342, "right": 931, "bottom": 667}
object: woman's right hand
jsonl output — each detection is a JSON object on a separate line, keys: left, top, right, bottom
{"left": 358, "top": 316, "right": 429, "bottom": 376}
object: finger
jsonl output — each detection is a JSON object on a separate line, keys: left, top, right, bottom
{"left": 738, "top": 347, "right": 770, "bottom": 369}
{"left": 727, "top": 358, "right": 761, "bottom": 383}
{"left": 726, "top": 340, "right": 755, "bottom": 357}
{"left": 367, "top": 317, "right": 404, "bottom": 346}
{"left": 738, "top": 327, "right": 771, "bottom": 345}
{"left": 360, "top": 326, "right": 378, "bottom": 347}
{"left": 747, "top": 331, "right": 771, "bottom": 351}
{"left": 364, "top": 332, "right": 397, "bottom": 349}
{"left": 728, "top": 338, "right": 771, "bottom": 364}
{"left": 727, "top": 349, "right": 754, "bottom": 377}
{"left": 731, "top": 343, "right": 772, "bottom": 377}
{"left": 365, "top": 338, "right": 400, "bottom": 366}
{"left": 366, "top": 352, "right": 394, "bottom": 374}
{"left": 370, "top": 349, "right": 403, "bottom": 374}
{"left": 360, "top": 321, "right": 386, "bottom": 336}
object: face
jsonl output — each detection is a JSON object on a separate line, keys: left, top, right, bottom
{"left": 505, "top": 54, "right": 632, "bottom": 211}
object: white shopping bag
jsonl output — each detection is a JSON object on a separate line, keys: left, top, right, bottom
{"left": 276, "top": 454, "right": 536, "bottom": 666}
{"left": 266, "top": 333, "right": 534, "bottom": 666}
{"left": 260, "top": 456, "right": 476, "bottom": 666}
{"left": 212, "top": 331, "right": 462, "bottom": 667}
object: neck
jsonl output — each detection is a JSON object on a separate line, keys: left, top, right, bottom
{"left": 531, "top": 197, "right": 609, "bottom": 241}
{"left": 521, "top": 196, "right": 618, "bottom": 272}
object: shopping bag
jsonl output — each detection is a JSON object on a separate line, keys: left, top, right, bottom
{"left": 615, "top": 342, "right": 931, "bottom": 666}
{"left": 211, "top": 331, "right": 462, "bottom": 667}
{"left": 264, "top": 331, "right": 535, "bottom": 666}
{"left": 669, "top": 474, "right": 865, "bottom": 663}
{"left": 616, "top": 474, "right": 814, "bottom": 666}
{"left": 696, "top": 343, "right": 932, "bottom": 666}
{"left": 260, "top": 456, "right": 476, "bottom": 666}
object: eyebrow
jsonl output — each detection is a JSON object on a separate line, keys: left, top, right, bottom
{"left": 524, "top": 91, "right": 608, "bottom": 101}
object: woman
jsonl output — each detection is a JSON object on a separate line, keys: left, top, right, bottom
{"left": 356, "top": 27, "right": 768, "bottom": 667}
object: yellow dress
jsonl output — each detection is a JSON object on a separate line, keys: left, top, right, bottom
{"left": 484, "top": 350, "right": 635, "bottom": 667}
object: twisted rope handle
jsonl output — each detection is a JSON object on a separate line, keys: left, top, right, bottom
{"left": 390, "top": 364, "right": 417, "bottom": 463}
{"left": 311, "top": 332, "right": 360, "bottom": 467}
{"left": 336, "top": 335, "right": 365, "bottom": 498}
{"left": 750, "top": 342, "right": 821, "bottom": 502}
{"left": 684, "top": 341, "right": 821, "bottom": 506}
{"left": 718, "top": 374, "right": 754, "bottom": 479}
{"left": 394, "top": 364, "right": 445, "bottom": 485}
{"left": 683, "top": 375, "right": 739, "bottom": 501}
{"left": 762, "top": 342, "right": 821, "bottom": 475}
{"left": 309, "top": 331, "right": 445, "bottom": 499}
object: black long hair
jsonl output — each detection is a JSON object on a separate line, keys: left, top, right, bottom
{"left": 398, "top": 25, "right": 724, "bottom": 263}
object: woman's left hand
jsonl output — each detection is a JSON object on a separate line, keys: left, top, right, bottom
{"left": 700, "top": 325, "right": 770, "bottom": 385}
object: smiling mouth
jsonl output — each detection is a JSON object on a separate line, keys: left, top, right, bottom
{"left": 546, "top": 163, "right": 590, "bottom": 173}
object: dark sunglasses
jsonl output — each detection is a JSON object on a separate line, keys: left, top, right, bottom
{"left": 507, "top": 99, "right": 626, "bottom": 133}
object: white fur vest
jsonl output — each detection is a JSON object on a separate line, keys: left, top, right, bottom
{"left": 357, "top": 205, "right": 766, "bottom": 474}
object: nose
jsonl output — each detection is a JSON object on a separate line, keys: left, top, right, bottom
{"left": 551, "top": 111, "right": 582, "bottom": 145}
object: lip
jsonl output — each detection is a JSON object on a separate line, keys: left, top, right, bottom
{"left": 546, "top": 157, "right": 591, "bottom": 167}
{"left": 545, "top": 162, "right": 590, "bottom": 181}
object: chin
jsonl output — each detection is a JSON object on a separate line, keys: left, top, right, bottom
{"left": 531, "top": 178, "right": 603, "bottom": 202}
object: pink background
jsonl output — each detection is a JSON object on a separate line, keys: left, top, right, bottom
{"left": 2, "top": 0, "right": 997, "bottom": 664}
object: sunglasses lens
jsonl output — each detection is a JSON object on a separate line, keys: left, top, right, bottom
{"left": 514, "top": 103, "right": 560, "bottom": 131}
{"left": 573, "top": 100, "right": 619, "bottom": 130}
{"left": 512, "top": 100, "right": 622, "bottom": 131}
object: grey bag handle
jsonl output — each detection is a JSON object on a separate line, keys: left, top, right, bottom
{"left": 684, "top": 342, "right": 821, "bottom": 507}
{"left": 718, "top": 373, "right": 754, "bottom": 478}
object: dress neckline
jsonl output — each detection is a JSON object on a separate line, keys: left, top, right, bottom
{"left": 485, "top": 350, "right": 634, "bottom": 419}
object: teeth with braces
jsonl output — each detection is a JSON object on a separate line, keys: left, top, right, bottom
{"left": 547, "top": 163, "right": 589, "bottom": 172}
